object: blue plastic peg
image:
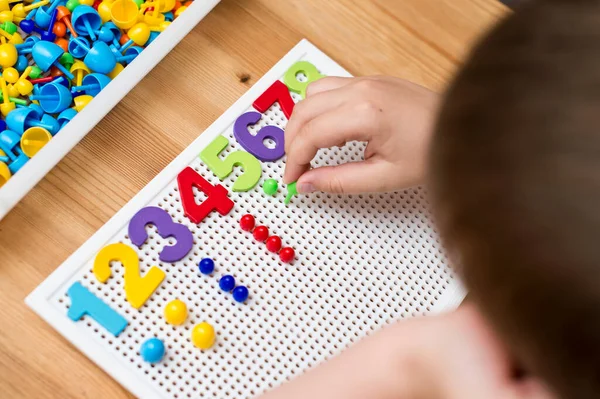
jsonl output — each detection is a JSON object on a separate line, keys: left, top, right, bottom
{"left": 34, "top": 0, "right": 62, "bottom": 29}
{"left": 31, "top": 41, "right": 74, "bottom": 80}
{"left": 30, "top": 81, "right": 73, "bottom": 113}
{"left": 6, "top": 107, "right": 59, "bottom": 135}
{"left": 57, "top": 108, "right": 77, "bottom": 128}
{"left": 70, "top": 72, "right": 110, "bottom": 96}
{"left": 71, "top": 5, "right": 101, "bottom": 40}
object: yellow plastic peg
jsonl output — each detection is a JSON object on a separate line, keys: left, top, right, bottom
{"left": 0, "top": 76, "right": 14, "bottom": 116}
{"left": 0, "top": 159, "right": 10, "bottom": 188}
{"left": 20, "top": 127, "right": 52, "bottom": 157}
{"left": 70, "top": 60, "right": 90, "bottom": 86}
{"left": 97, "top": 0, "right": 114, "bottom": 22}
{"left": 12, "top": 0, "right": 50, "bottom": 19}
{"left": 73, "top": 94, "right": 92, "bottom": 111}
{"left": 14, "top": 66, "right": 33, "bottom": 96}
{"left": 0, "top": 27, "right": 22, "bottom": 44}
{"left": 110, "top": 0, "right": 138, "bottom": 29}
{"left": 0, "top": 0, "right": 19, "bottom": 12}
{"left": 107, "top": 62, "right": 123, "bottom": 79}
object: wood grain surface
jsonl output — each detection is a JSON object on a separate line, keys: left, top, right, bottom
{"left": 0, "top": 0, "right": 506, "bottom": 397}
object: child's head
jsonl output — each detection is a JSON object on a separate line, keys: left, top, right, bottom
{"left": 430, "top": 1, "right": 600, "bottom": 397}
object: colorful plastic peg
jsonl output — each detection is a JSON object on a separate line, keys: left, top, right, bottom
{"left": 198, "top": 258, "right": 214, "bottom": 275}
{"left": 71, "top": 37, "right": 129, "bottom": 74}
{"left": 71, "top": 5, "right": 101, "bottom": 39}
{"left": 0, "top": 42, "right": 16, "bottom": 68}
{"left": 12, "top": 0, "right": 50, "bottom": 19}
{"left": 20, "top": 126, "right": 52, "bottom": 157}
{"left": 0, "top": 129, "right": 28, "bottom": 173}
{"left": 13, "top": 66, "right": 32, "bottom": 95}
{"left": 127, "top": 22, "right": 151, "bottom": 46}
{"left": 34, "top": 0, "right": 62, "bottom": 29}
{"left": 140, "top": 337, "right": 165, "bottom": 363}
{"left": 57, "top": 107, "right": 77, "bottom": 127}
{"left": 31, "top": 41, "right": 74, "bottom": 80}
{"left": 70, "top": 72, "right": 110, "bottom": 96}
{"left": 97, "top": 0, "right": 114, "bottom": 22}
{"left": 30, "top": 81, "right": 72, "bottom": 113}
{"left": 232, "top": 286, "right": 249, "bottom": 303}
{"left": 0, "top": 77, "right": 14, "bottom": 116}
{"left": 72, "top": 94, "right": 92, "bottom": 111}
{"left": 279, "top": 247, "right": 295, "bottom": 263}
{"left": 164, "top": 299, "right": 187, "bottom": 325}
{"left": 239, "top": 214, "right": 255, "bottom": 232}
{"left": 191, "top": 322, "right": 215, "bottom": 350}
{"left": 0, "top": 160, "right": 10, "bottom": 187}
{"left": 55, "top": 6, "right": 77, "bottom": 37}
{"left": 6, "top": 107, "right": 59, "bottom": 135}
{"left": 284, "top": 182, "right": 298, "bottom": 205}
{"left": 219, "top": 275, "right": 235, "bottom": 292}
{"left": 110, "top": 0, "right": 138, "bottom": 29}
{"left": 0, "top": 27, "right": 22, "bottom": 44}
{"left": 20, "top": 13, "right": 56, "bottom": 41}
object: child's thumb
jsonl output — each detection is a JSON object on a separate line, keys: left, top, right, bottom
{"left": 295, "top": 161, "right": 394, "bottom": 194}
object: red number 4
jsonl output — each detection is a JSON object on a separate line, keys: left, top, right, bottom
{"left": 177, "top": 167, "right": 234, "bottom": 224}
{"left": 252, "top": 80, "right": 295, "bottom": 119}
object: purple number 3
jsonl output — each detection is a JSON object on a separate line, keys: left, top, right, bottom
{"left": 233, "top": 111, "right": 285, "bottom": 162}
{"left": 128, "top": 206, "right": 194, "bottom": 263}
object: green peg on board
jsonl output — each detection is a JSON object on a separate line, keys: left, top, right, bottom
{"left": 284, "top": 182, "right": 298, "bottom": 205}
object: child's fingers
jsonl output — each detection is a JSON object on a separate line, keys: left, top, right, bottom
{"left": 296, "top": 160, "right": 393, "bottom": 194}
{"left": 306, "top": 76, "right": 353, "bottom": 97}
{"left": 283, "top": 104, "right": 376, "bottom": 184}
{"left": 285, "top": 89, "right": 349, "bottom": 155}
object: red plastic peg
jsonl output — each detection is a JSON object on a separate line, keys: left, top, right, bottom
{"left": 252, "top": 226, "right": 269, "bottom": 242}
{"left": 279, "top": 247, "right": 295, "bottom": 263}
{"left": 265, "top": 236, "right": 282, "bottom": 253}
{"left": 240, "top": 214, "right": 255, "bottom": 232}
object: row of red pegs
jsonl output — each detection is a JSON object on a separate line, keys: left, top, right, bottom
{"left": 239, "top": 214, "right": 295, "bottom": 263}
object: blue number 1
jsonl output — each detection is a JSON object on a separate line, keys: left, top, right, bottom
{"left": 67, "top": 282, "right": 128, "bottom": 336}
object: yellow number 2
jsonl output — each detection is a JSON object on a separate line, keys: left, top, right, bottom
{"left": 93, "top": 243, "right": 165, "bottom": 309}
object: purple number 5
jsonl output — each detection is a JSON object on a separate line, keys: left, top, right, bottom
{"left": 233, "top": 111, "right": 285, "bottom": 162}
{"left": 128, "top": 206, "right": 194, "bottom": 263}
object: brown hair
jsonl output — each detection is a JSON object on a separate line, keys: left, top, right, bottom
{"left": 430, "top": 0, "right": 600, "bottom": 397}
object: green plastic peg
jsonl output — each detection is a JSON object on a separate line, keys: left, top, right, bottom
{"left": 284, "top": 182, "right": 298, "bottom": 205}
{"left": 263, "top": 179, "right": 278, "bottom": 196}
{"left": 66, "top": 0, "right": 80, "bottom": 12}
{"left": 29, "top": 66, "right": 42, "bottom": 79}
{"left": 60, "top": 53, "right": 74, "bottom": 70}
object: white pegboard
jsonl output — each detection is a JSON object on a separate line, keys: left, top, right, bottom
{"left": 26, "top": 40, "right": 465, "bottom": 399}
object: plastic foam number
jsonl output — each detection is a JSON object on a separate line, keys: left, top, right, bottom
{"left": 234, "top": 111, "right": 285, "bottom": 162}
{"left": 93, "top": 243, "right": 165, "bottom": 309}
{"left": 67, "top": 282, "right": 128, "bottom": 336}
{"left": 177, "top": 166, "right": 234, "bottom": 224}
{"left": 128, "top": 206, "right": 193, "bottom": 262}
{"left": 252, "top": 80, "right": 295, "bottom": 119}
{"left": 199, "top": 135, "right": 262, "bottom": 192}
{"left": 283, "top": 61, "right": 324, "bottom": 99}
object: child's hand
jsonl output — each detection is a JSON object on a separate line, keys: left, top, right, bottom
{"left": 283, "top": 76, "right": 439, "bottom": 194}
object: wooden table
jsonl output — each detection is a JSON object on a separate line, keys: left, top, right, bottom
{"left": 0, "top": 1, "right": 506, "bottom": 397}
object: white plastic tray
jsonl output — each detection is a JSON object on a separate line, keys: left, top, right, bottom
{"left": 0, "top": 0, "right": 221, "bottom": 220}
{"left": 27, "top": 40, "right": 466, "bottom": 399}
